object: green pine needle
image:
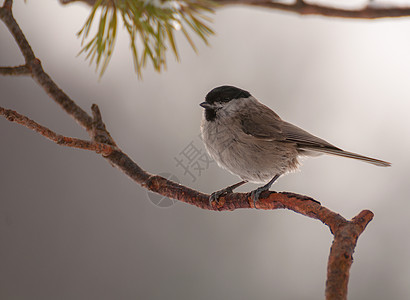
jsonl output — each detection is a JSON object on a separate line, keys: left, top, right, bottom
{"left": 77, "top": 0, "right": 215, "bottom": 78}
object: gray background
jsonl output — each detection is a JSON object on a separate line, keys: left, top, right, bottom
{"left": 1, "top": 0, "right": 409, "bottom": 299}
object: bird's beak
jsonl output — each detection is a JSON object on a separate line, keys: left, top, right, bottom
{"left": 200, "top": 101, "right": 213, "bottom": 109}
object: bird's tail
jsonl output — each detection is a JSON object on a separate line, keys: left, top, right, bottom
{"left": 304, "top": 147, "right": 391, "bottom": 167}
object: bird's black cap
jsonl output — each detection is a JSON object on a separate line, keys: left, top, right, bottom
{"left": 205, "top": 85, "right": 251, "bottom": 104}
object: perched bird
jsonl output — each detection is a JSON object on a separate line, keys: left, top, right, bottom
{"left": 200, "top": 85, "right": 391, "bottom": 205}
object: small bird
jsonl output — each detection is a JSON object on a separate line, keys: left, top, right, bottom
{"left": 200, "top": 85, "right": 391, "bottom": 205}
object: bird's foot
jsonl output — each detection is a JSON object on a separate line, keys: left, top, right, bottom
{"left": 209, "top": 181, "right": 247, "bottom": 208}
{"left": 250, "top": 186, "right": 270, "bottom": 208}
{"left": 209, "top": 187, "right": 234, "bottom": 207}
{"left": 249, "top": 175, "right": 281, "bottom": 208}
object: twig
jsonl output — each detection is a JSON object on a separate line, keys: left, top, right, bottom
{"left": 0, "top": 106, "right": 116, "bottom": 156}
{"left": 91, "top": 104, "right": 117, "bottom": 146}
{"left": 60, "top": 0, "right": 410, "bottom": 19}
{"left": 0, "top": 65, "right": 30, "bottom": 76}
{"left": 216, "top": 0, "right": 410, "bottom": 19}
{"left": 0, "top": 4, "right": 34, "bottom": 62}
{"left": 0, "top": 1, "right": 375, "bottom": 299}
{"left": 0, "top": 6, "right": 93, "bottom": 131}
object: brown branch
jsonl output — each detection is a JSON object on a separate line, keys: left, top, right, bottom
{"left": 0, "top": 6, "right": 93, "bottom": 131}
{"left": 216, "top": 0, "right": 410, "bottom": 19}
{"left": 0, "top": 65, "right": 30, "bottom": 75}
{"left": 60, "top": 0, "right": 410, "bottom": 19}
{"left": 1, "top": 1, "right": 375, "bottom": 299}
{"left": 0, "top": 106, "right": 116, "bottom": 156}
{"left": 326, "top": 210, "right": 374, "bottom": 299}
{"left": 91, "top": 104, "right": 117, "bottom": 147}
{"left": 60, "top": 0, "right": 96, "bottom": 6}
{"left": 0, "top": 4, "right": 34, "bottom": 63}
{"left": 3, "top": 0, "right": 13, "bottom": 10}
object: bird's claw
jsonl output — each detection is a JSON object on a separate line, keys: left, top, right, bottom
{"left": 250, "top": 187, "right": 266, "bottom": 208}
{"left": 250, "top": 185, "right": 275, "bottom": 208}
{"left": 249, "top": 175, "right": 280, "bottom": 209}
{"left": 209, "top": 187, "right": 233, "bottom": 207}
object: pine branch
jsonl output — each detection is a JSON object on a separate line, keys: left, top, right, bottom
{"left": 1, "top": 1, "right": 375, "bottom": 299}
{"left": 56, "top": 0, "right": 410, "bottom": 77}
{"left": 61, "top": 0, "right": 410, "bottom": 19}
{"left": 216, "top": 0, "right": 410, "bottom": 19}
{"left": 74, "top": 0, "right": 215, "bottom": 77}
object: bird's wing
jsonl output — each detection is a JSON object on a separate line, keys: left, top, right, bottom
{"left": 281, "top": 121, "right": 340, "bottom": 150}
{"left": 282, "top": 121, "right": 391, "bottom": 166}
{"left": 240, "top": 103, "right": 284, "bottom": 140}
{"left": 240, "top": 106, "right": 390, "bottom": 167}
{"left": 239, "top": 103, "right": 337, "bottom": 148}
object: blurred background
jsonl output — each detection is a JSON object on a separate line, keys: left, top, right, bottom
{"left": 1, "top": 0, "right": 409, "bottom": 299}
